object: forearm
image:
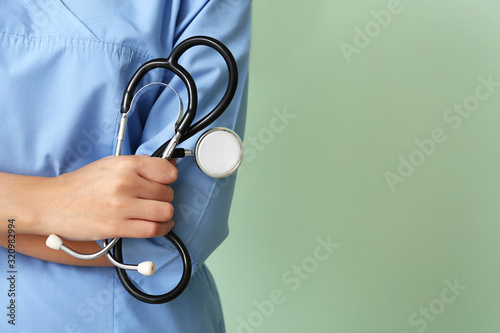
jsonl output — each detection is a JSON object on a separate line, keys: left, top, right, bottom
{"left": 0, "top": 235, "right": 112, "bottom": 266}
{"left": 0, "top": 156, "right": 176, "bottom": 241}
{"left": 0, "top": 156, "right": 177, "bottom": 267}
{"left": 0, "top": 172, "right": 50, "bottom": 235}
{"left": 0, "top": 172, "right": 110, "bottom": 266}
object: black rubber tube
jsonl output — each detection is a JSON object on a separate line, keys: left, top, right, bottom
{"left": 114, "top": 36, "right": 238, "bottom": 304}
{"left": 114, "top": 232, "right": 192, "bottom": 304}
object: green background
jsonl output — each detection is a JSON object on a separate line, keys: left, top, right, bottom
{"left": 207, "top": 0, "right": 500, "bottom": 332}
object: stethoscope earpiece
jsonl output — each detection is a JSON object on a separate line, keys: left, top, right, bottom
{"left": 46, "top": 234, "right": 64, "bottom": 250}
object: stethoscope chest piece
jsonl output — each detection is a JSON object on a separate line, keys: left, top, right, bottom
{"left": 194, "top": 127, "right": 243, "bottom": 178}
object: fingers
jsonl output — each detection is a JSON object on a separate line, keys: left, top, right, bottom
{"left": 134, "top": 179, "right": 174, "bottom": 202}
{"left": 117, "top": 219, "right": 175, "bottom": 239}
{"left": 104, "top": 199, "right": 175, "bottom": 239}
{"left": 123, "top": 157, "right": 177, "bottom": 239}
{"left": 52, "top": 155, "right": 180, "bottom": 240}
{"left": 134, "top": 200, "right": 175, "bottom": 223}
{"left": 134, "top": 156, "right": 178, "bottom": 185}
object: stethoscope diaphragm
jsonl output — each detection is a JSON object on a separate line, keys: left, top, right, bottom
{"left": 194, "top": 127, "right": 243, "bottom": 178}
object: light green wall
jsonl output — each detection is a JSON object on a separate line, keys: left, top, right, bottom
{"left": 207, "top": 0, "right": 500, "bottom": 332}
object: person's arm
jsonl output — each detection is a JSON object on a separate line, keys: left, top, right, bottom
{"left": 0, "top": 155, "right": 177, "bottom": 265}
{"left": 0, "top": 235, "right": 112, "bottom": 266}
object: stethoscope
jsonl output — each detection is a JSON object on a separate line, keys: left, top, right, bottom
{"left": 45, "top": 36, "right": 243, "bottom": 304}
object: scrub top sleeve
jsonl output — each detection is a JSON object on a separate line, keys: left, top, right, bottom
{"left": 121, "top": 0, "right": 251, "bottom": 293}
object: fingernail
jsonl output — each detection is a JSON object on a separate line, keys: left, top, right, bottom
{"left": 169, "top": 220, "right": 175, "bottom": 228}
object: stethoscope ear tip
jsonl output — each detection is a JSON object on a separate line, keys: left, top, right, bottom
{"left": 137, "top": 261, "right": 156, "bottom": 276}
{"left": 46, "top": 234, "right": 64, "bottom": 250}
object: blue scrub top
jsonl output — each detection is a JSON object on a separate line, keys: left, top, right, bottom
{"left": 0, "top": 1, "right": 251, "bottom": 332}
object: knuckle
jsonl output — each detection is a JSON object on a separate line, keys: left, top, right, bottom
{"left": 116, "top": 155, "right": 147, "bottom": 173}
{"left": 161, "top": 160, "right": 178, "bottom": 183}
{"left": 118, "top": 177, "right": 134, "bottom": 193}
{"left": 109, "top": 174, "right": 135, "bottom": 194}
{"left": 115, "top": 157, "right": 135, "bottom": 171}
{"left": 162, "top": 203, "right": 174, "bottom": 220}
{"left": 169, "top": 166, "right": 178, "bottom": 183}
{"left": 107, "top": 195, "right": 125, "bottom": 211}
{"left": 166, "top": 186, "right": 174, "bottom": 202}
{"left": 143, "top": 223, "right": 163, "bottom": 238}
{"left": 104, "top": 221, "right": 122, "bottom": 238}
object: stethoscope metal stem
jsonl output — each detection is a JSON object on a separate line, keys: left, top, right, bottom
{"left": 102, "top": 239, "right": 155, "bottom": 275}
{"left": 45, "top": 234, "right": 120, "bottom": 260}
{"left": 116, "top": 114, "right": 128, "bottom": 157}
{"left": 63, "top": 237, "right": 120, "bottom": 260}
{"left": 161, "top": 132, "right": 182, "bottom": 159}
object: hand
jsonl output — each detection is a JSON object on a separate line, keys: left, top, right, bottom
{"left": 30, "top": 155, "right": 177, "bottom": 241}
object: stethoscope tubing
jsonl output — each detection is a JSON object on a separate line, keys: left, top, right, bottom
{"left": 151, "top": 36, "right": 239, "bottom": 153}
{"left": 113, "top": 35, "right": 238, "bottom": 304}
{"left": 44, "top": 35, "right": 238, "bottom": 304}
{"left": 110, "top": 233, "right": 192, "bottom": 304}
